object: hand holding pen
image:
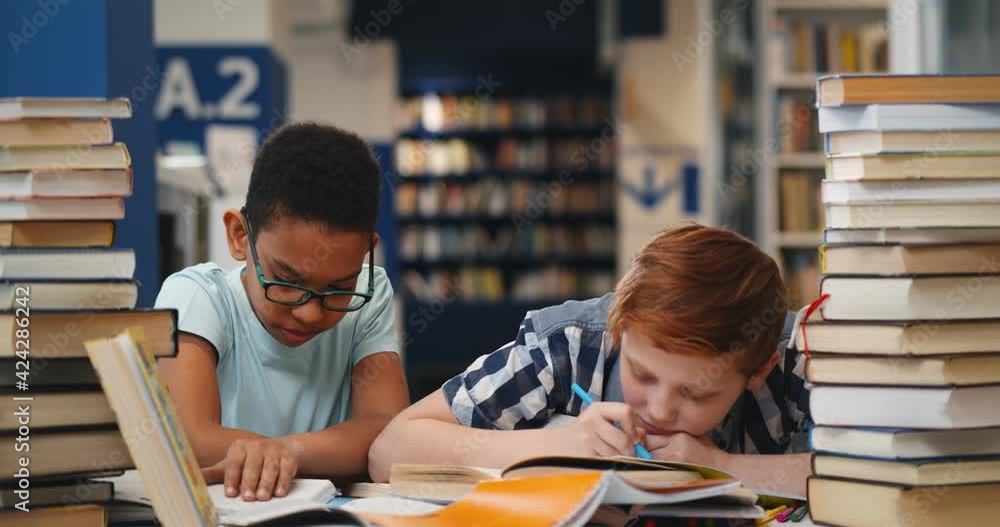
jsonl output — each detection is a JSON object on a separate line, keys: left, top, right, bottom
{"left": 571, "top": 383, "right": 654, "bottom": 460}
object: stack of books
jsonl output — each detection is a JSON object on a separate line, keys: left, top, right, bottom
{"left": 0, "top": 98, "right": 177, "bottom": 525}
{"left": 804, "top": 74, "right": 1000, "bottom": 526}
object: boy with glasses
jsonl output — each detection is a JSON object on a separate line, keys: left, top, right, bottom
{"left": 155, "top": 123, "right": 408, "bottom": 502}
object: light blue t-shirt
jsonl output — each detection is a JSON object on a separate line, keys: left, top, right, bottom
{"left": 154, "top": 262, "right": 398, "bottom": 438}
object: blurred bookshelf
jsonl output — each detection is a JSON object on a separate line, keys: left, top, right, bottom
{"left": 714, "top": 0, "right": 758, "bottom": 239}
{"left": 755, "top": 0, "right": 889, "bottom": 308}
{"left": 393, "top": 91, "right": 618, "bottom": 305}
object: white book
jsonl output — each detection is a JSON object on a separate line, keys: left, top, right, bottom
{"left": 0, "top": 279, "right": 137, "bottom": 309}
{"left": 0, "top": 248, "right": 134, "bottom": 279}
{"left": 820, "top": 277, "right": 1000, "bottom": 320}
{"left": 0, "top": 97, "right": 131, "bottom": 120}
{"left": 822, "top": 179, "right": 1000, "bottom": 204}
{"left": 810, "top": 426, "right": 1000, "bottom": 460}
{"left": 825, "top": 202, "right": 1000, "bottom": 229}
{"left": 0, "top": 198, "right": 124, "bottom": 221}
{"left": 818, "top": 103, "right": 1000, "bottom": 133}
{"left": 811, "top": 384, "right": 1000, "bottom": 428}
{"left": 0, "top": 169, "right": 132, "bottom": 198}
{"left": 824, "top": 227, "right": 1000, "bottom": 245}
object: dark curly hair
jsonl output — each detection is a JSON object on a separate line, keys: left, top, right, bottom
{"left": 244, "top": 122, "right": 380, "bottom": 232}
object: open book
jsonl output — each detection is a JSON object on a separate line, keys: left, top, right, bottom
{"left": 389, "top": 455, "right": 765, "bottom": 519}
{"left": 100, "top": 469, "right": 343, "bottom": 527}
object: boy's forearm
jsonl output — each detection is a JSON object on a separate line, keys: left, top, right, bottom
{"left": 279, "top": 414, "right": 395, "bottom": 481}
{"left": 369, "top": 418, "right": 565, "bottom": 483}
{"left": 718, "top": 452, "right": 812, "bottom": 497}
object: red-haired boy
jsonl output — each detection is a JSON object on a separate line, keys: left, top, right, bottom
{"left": 369, "top": 224, "right": 811, "bottom": 495}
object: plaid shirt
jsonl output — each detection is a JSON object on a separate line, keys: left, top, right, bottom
{"left": 442, "top": 294, "right": 812, "bottom": 455}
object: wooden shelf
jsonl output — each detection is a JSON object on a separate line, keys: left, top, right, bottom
{"left": 400, "top": 255, "right": 616, "bottom": 268}
{"left": 775, "top": 231, "right": 823, "bottom": 248}
{"left": 398, "top": 127, "right": 607, "bottom": 140}
{"left": 397, "top": 169, "right": 613, "bottom": 183}
{"left": 397, "top": 211, "right": 616, "bottom": 224}
{"left": 773, "top": 73, "right": 819, "bottom": 90}
{"left": 776, "top": 152, "right": 826, "bottom": 169}
{"left": 771, "top": 0, "right": 887, "bottom": 11}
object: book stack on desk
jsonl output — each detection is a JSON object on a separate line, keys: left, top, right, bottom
{"left": 0, "top": 98, "right": 177, "bottom": 525}
{"left": 804, "top": 74, "right": 1000, "bottom": 526}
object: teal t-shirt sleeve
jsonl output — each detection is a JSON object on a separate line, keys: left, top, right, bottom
{"left": 154, "top": 271, "right": 230, "bottom": 360}
{"left": 350, "top": 267, "right": 399, "bottom": 366}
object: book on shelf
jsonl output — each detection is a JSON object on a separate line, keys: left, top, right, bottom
{"left": 777, "top": 19, "right": 887, "bottom": 75}
{"left": 0, "top": 97, "right": 131, "bottom": 120}
{"left": 819, "top": 243, "right": 1000, "bottom": 275}
{"left": 825, "top": 202, "right": 1000, "bottom": 229}
{"left": 0, "top": 168, "right": 133, "bottom": 198}
{"left": 808, "top": 477, "right": 1000, "bottom": 527}
{"left": 809, "top": 426, "right": 1000, "bottom": 461}
{"left": 0, "top": 220, "right": 114, "bottom": 247}
{"left": 804, "top": 354, "right": 1000, "bottom": 386}
{"left": 812, "top": 454, "right": 1000, "bottom": 487}
{"left": 795, "top": 320, "right": 1000, "bottom": 356}
{"left": 779, "top": 171, "right": 822, "bottom": 232}
{"left": 817, "top": 103, "right": 1000, "bottom": 133}
{"left": 0, "top": 197, "right": 125, "bottom": 221}
{"left": 778, "top": 94, "right": 819, "bottom": 153}
{"left": 824, "top": 226, "right": 1000, "bottom": 245}
{"left": 0, "top": 118, "right": 113, "bottom": 146}
{"left": 0, "top": 143, "right": 130, "bottom": 171}
{"left": 826, "top": 129, "right": 1000, "bottom": 155}
{"left": 826, "top": 151, "right": 1000, "bottom": 181}
{"left": 810, "top": 383, "right": 1000, "bottom": 428}
{"left": 818, "top": 276, "right": 1000, "bottom": 320}
{"left": 818, "top": 73, "right": 1000, "bottom": 106}
{"left": 0, "top": 427, "right": 132, "bottom": 481}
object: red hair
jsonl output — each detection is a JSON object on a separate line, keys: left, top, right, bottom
{"left": 608, "top": 223, "right": 788, "bottom": 374}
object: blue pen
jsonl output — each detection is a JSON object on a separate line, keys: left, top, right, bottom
{"left": 571, "top": 382, "right": 654, "bottom": 460}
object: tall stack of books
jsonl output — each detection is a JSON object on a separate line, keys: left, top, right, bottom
{"left": 803, "top": 75, "right": 1000, "bottom": 526}
{"left": 0, "top": 98, "right": 178, "bottom": 525}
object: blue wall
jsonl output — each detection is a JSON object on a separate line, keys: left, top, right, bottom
{"left": 1, "top": 0, "right": 159, "bottom": 307}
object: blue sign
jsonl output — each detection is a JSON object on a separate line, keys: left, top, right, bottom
{"left": 621, "top": 161, "right": 700, "bottom": 214}
{"left": 155, "top": 46, "right": 287, "bottom": 150}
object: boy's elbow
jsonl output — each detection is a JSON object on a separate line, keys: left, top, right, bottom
{"left": 368, "top": 415, "right": 404, "bottom": 483}
{"left": 186, "top": 423, "right": 226, "bottom": 467}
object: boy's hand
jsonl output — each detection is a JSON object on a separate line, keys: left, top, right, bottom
{"left": 646, "top": 432, "right": 726, "bottom": 468}
{"left": 201, "top": 438, "right": 300, "bottom": 501}
{"left": 563, "top": 402, "right": 646, "bottom": 457}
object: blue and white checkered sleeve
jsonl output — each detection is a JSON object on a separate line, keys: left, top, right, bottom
{"left": 441, "top": 315, "right": 566, "bottom": 430}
